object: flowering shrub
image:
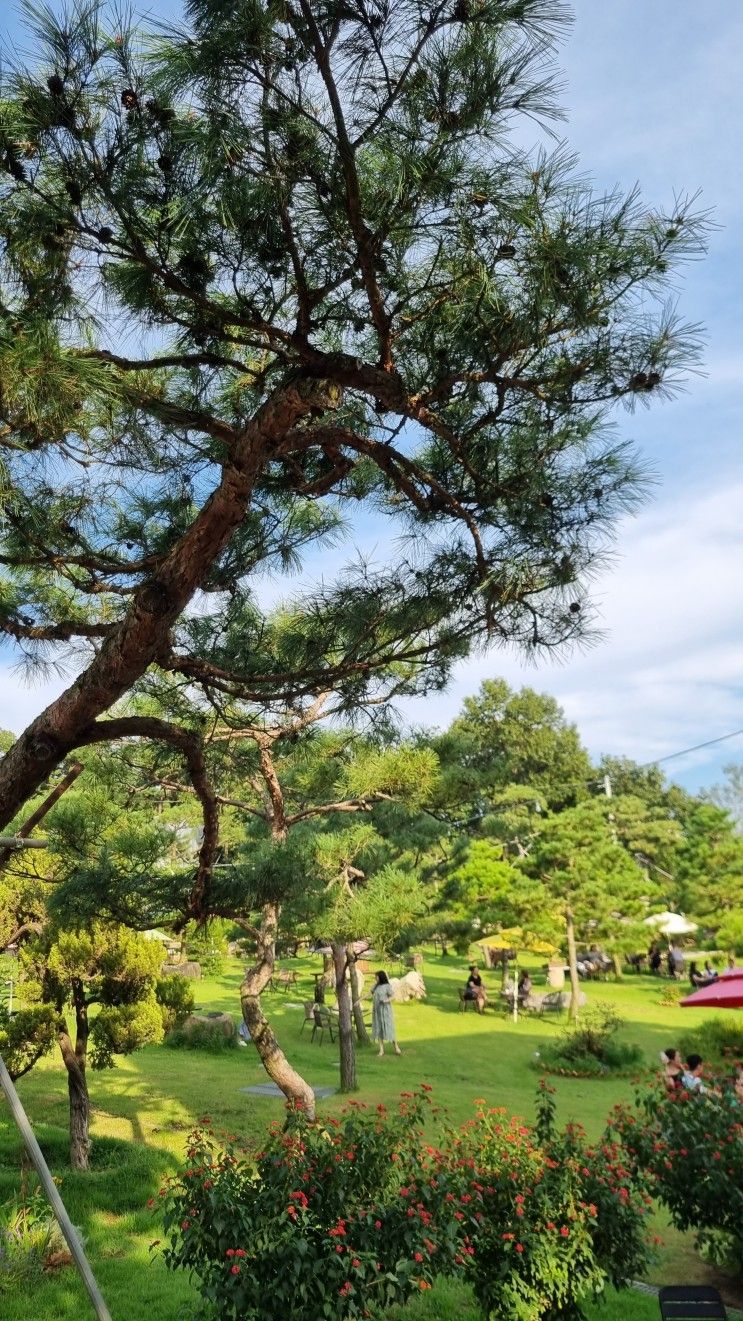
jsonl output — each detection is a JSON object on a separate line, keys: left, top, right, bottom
{"left": 441, "top": 1083, "right": 653, "bottom": 1320}
{"left": 611, "top": 1080, "right": 743, "bottom": 1274}
{"left": 156, "top": 1084, "right": 652, "bottom": 1320}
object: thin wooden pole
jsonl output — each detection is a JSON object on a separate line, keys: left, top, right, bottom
{"left": 0, "top": 1053, "right": 112, "bottom": 1320}
{"left": 0, "top": 761, "right": 84, "bottom": 871}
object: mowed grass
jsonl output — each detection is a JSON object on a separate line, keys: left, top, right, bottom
{"left": 1, "top": 952, "right": 737, "bottom": 1319}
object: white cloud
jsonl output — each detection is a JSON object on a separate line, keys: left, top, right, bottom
{"left": 399, "top": 480, "right": 743, "bottom": 783}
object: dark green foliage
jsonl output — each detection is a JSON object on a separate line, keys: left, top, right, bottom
{"left": 0, "top": 0, "right": 709, "bottom": 847}
{"left": 678, "top": 1015, "right": 743, "bottom": 1068}
{"left": 156, "top": 974, "right": 197, "bottom": 1032}
{"left": 165, "top": 1022, "right": 238, "bottom": 1053}
{"left": 538, "top": 1005, "right": 644, "bottom": 1078}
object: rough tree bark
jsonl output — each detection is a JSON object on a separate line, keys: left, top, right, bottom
{"left": 348, "top": 954, "right": 371, "bottom": 1046}
{"left": 57, "top": 980, "right": 91, "bottom": 1170}
{"left": 0, "top": 381, "right": 330, "bottom": 829}
{"left": 565, "top": 902, "right": 581, "bottom": 1023}
{"left": 332, "top": 941, "right": 356, "bottom": 1092}
{"left": 240, "top": 903, "right": 317, "bottom": 1119}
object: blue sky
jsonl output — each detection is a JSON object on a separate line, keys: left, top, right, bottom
{"left": 1, "top": 1, "right": 741, "bottom": 793}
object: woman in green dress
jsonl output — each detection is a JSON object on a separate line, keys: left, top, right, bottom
{"left": 371, "top": 971, "right": 402, "bottom": 1057}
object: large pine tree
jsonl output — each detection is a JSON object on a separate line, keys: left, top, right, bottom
{"left": 0, "top": 0, "right": 706, "bottom": 860}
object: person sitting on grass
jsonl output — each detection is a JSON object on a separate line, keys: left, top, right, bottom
{"left": 704, "top": 960, "right": 718, "bottom": 980}
{"left": 464, "top": 965, "right": 487, "bottom": 1014}
{"left": 660, "top": 1048, "right": 683, "bottom": 1092}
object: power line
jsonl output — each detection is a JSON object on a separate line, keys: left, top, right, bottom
{"left": 633, "top": 726, "right": 743, "bottom": 772}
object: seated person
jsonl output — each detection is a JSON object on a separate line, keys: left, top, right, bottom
{"left": 681, "top": 1053, "right": 708, "bottom": 1094}
{"left": 704, "top": 960, "right": 718, "bottom": 980}
{"left": 689, "top": 961, "right": 706, "bottom": 987}
{"left": 660, "top": 1047, "right": 683, "bottom": 1092}
{"left": 649, "top": 945, "right": 663, "bottom": 974}
{"left": 517, "top": 970, "right": 533, "bottom": 1002}
{"left": 463, "top": 965, "right": 487, "bottom": 1013}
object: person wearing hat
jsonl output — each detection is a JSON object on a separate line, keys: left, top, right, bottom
{"left": 463, "top": 964, "right": 487, "bottom": 1014}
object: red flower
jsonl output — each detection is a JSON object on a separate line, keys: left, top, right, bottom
{"left": 515, "top": 1243, "right": 524, "bottom": 1253}
{"left": 231, "top": 1264, "right": 241, "bottom": 1275}
{"left": 560, "top": 1226, "right": 570, "bottom": 1237}
{"left": 414, "top": 1252, "right": 423, "bottom": 1263}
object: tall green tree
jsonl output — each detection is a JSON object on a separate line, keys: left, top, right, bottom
{"left": 432, "top": 680, "right": 593, "bottom": 817}
{"left": 0, "top": 0, "right": 706, "bottom": 872}
{"left": 519, "top": 797, "right": 675, "bottom": 1017}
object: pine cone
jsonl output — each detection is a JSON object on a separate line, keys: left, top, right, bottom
{"left": 121, "top": 88, "right": 139, "bottom": 111}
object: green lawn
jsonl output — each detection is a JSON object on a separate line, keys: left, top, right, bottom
{"left": 1, "top": 951, "right": 739, "bottom": 1319}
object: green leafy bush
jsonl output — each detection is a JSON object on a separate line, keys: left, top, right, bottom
{"left": 0, "top": 1005, "right": 56, "bottom": 1081}
{"left": 156, "top": 975, "right": 196, "bottom": 1033}
{"left": 156, "top": 1084, "right": 652, "bottom": 1320}
{"left": 537, "top": 1005, "right": 644, "bottom": 1078}
{"left": 678, "top": 1015, "right": 743, "bottom": 1067}
{"left": 165, "top": 1022, "right": 237, "bottom": 1053}
{"left": 91, "top": 997, "right": 164, "bottom": 1068}
{"left": 611, "top": 1081, "right": 743, "bottom": 1275}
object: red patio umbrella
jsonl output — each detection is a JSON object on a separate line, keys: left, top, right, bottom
{"left": 680, "top": 967, "right": 743, "bottom": 1009}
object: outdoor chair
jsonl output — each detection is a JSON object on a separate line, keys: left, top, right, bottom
{"left": 300, "top": 1001, "right": 315, "bottom": 1034}
{"left": 311, "top": 1007, "right": 335, "bottom": 1045}
{"left": 658, "top": 1285, "right": 727, "bottom": 1319}
{"left": 537, "top": 992, "right": 564, "bottom": 1018}
{"left": 458, "top": 987, "right": 476, "bottom": 1013}
{"left": 276, "top": 969, "right": 297, "bottom": 992}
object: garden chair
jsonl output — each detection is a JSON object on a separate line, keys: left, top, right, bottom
{"left": 300, "top": 1001, "right": 315, "bottom": 1033}
{"left": 458, "top": 987, "right": 476, "bottom": 1013}
{"left": 536, "top": 992, "right": 564, "bottom": 1018}
{"left": 311, "top": 1007, "right": 335, "bottom": 1045}
{"left": 658, "top": 1285, "right": 727, "bottom": 1319}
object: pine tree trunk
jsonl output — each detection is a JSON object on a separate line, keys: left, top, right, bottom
{"left": 240, "top": 903, "right": 316, "bottom": 1120}
{"left": 348, "top": 955, "right": 370, "bottom": 1046}
{"left": 332, "top": 942, "right": 357, "bottom": 1092}
{"left": 612, "top": 952, "right": 623, "bottom": 979}
{"left": 57, "top": 982, "right": 91, "bottom": 1171}
{"left": 0, "top": 383, "right": 328, "bottom": 830}
{"left": 565, "top": 904, "right": 581, "bottom": 1023}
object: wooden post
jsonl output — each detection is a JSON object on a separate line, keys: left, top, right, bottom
{"left": 0, "top": 761, "right": 84, "bottom": 871}
{"left": 0, "top": 1053, "right": 112, "bottom": 1320}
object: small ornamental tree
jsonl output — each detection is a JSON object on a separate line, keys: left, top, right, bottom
{"left": 0, "top": 0, "right": 706, "bottom": 879}
{"left": 20, "top": 922, "right": 165, "bottom": 1169}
